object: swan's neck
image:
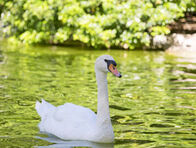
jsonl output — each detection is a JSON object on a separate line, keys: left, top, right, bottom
{"left": 96, "top": 70, "right": 111, "bottom": 126}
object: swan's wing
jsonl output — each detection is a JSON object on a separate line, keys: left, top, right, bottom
{"left": 53, "top": 103, "right": 96, "bottom": 123}
{"left": 36, "top": 100, "right": 97, "bottom": 140}
{"left": 36, "top": 99, "right": 56, "bottom": 120}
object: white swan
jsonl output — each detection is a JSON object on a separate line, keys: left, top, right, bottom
{"left": 35, "top": 55, "right": 121, "bottom": 143}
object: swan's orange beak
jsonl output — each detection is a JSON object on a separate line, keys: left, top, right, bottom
{"left": 109, "top": 64, "right": 122, "bottom": 78}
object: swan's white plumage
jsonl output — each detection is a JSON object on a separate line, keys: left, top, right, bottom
{"left": 36, "top": 100, "right": 97, "bottom": 141}
{"left": 35, "top": 55, "right": 117, "bottom": 143}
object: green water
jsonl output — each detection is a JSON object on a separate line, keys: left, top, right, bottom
{"left": 0, "top": 42, "right": 196, "bottom": 148}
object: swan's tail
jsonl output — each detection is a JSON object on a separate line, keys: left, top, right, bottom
{"left": 35, "top": 99, "right": 55, "bottom": 119}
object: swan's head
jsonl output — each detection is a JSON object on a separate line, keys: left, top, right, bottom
{"left": 95, "top": 55, "right": 121, "bottom": 78}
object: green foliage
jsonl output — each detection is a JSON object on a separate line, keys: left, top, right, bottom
{"left": 0, "top": 0, "right": 195, "bottom": 49}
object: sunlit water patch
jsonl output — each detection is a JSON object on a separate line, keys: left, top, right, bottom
{"left": 0, "top": 42, "right": 196, "bottom": 147}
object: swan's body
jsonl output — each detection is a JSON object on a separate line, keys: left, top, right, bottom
{"left": 35, "top": 55, "right": 121, "bottom": 143}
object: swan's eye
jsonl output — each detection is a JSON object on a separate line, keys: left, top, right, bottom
{"left": 104, "top": 59, "right": 108, "bottom": 63}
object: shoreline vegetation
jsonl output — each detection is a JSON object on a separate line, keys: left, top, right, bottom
{"left": 0, "top": 0, "right": 195, "bottom": 51}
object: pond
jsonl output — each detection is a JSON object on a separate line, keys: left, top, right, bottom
{"left": 0, "top": 41, "right": 196, "bottom": 147}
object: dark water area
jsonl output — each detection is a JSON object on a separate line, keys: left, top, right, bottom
{"left": 0, "top": 42, "right": 196, "bottom": 147}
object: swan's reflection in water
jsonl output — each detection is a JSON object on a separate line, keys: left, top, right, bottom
{"left": 36, "top": 135, "right": 114, "bottom": 148}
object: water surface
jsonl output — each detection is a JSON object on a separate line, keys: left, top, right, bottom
{"left": 0, "top": 42, "right": 196, "bottom": 147}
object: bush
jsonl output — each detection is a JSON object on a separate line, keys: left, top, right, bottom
{"left": 0, "top": 0, "right": 195, "bottom": 49}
